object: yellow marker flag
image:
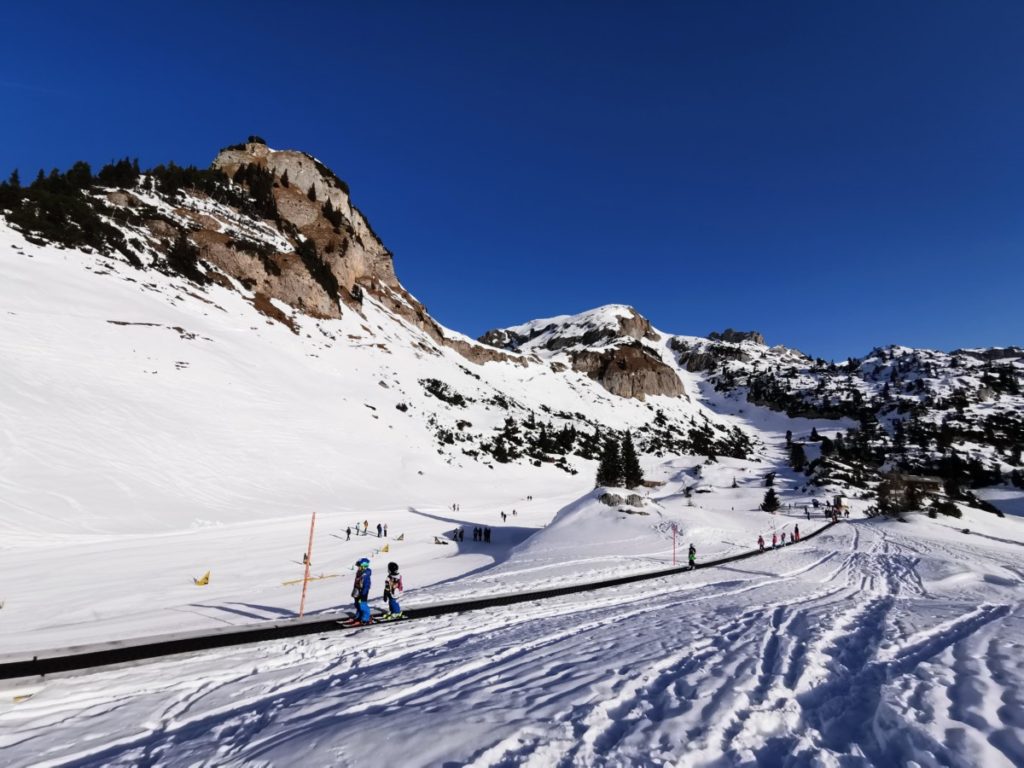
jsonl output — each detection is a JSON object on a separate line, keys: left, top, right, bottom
{"left": 381, "top": 544, "right": 390, "bottom": 553}
{"left": 194, "top": 570, "right": 210, "bottom": 586}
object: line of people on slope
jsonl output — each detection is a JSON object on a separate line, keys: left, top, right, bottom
{"left": 449, "top": 526, "right": 494, "bottom": 542}
{"left": 757, "top": 525, "right": 800, "bottom": 552}
{"left": 351, "top": 558, "right": 404, "bottom": 625}
{"left": 345, "top": 521, "right": 389, "bottom": 540}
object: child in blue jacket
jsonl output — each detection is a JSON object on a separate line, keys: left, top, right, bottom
{"left": 352, "top": 558, "right": 372, "bottom": 624}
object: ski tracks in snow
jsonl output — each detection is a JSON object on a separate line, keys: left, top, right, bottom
{"left": 1, "top": 522, "right": 1022, "bottom": 767}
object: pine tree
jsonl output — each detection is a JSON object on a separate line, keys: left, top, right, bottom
{"left": 536, "top": 425, "right": 552, "bottom": 454}
{"left": 764, "top": 472, "right": 775, "bottom": 487}
{"left": 790, "top": 443, "right": 807, "bottom": 472}
{"left": 166, "top": 232, "right": 206, "bottom": 284}
{"left": 8, "top": 169, "right": 19, "bottom": 189}
{"left": 621, "top": 431, "right": 643, "bottom": 488}
{"left": 66, "top": 161, "right": 93, "bottom": 190}
{"left": 492, "top": 436, "right": 510, "bottom": 463}
{"left": 596, "top": 437, "right": 623, "bottom": 487}
{"left": 761, "top": 488, "right": 780, "bottom": 512}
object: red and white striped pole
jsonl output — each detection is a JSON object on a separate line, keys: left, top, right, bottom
{"left": 298, "top": 511, "right": 317, "bottom": 618}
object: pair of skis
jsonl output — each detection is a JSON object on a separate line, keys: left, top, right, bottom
{"left": 336, "top": 612, "right": 408, "bottom": 628}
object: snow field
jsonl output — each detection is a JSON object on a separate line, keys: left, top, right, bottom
{"left": 3, "top": 519, "right": 1022, "bottom": 767}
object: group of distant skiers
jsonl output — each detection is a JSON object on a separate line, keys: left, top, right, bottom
{"left": 345, "top": 521, "right": 388, "bottom": 540}
{"left": 757, "top": 525, "right": 801, "bottom": 552}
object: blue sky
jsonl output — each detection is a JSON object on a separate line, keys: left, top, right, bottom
{"left": 2, "top": 2, "right": 1021, "bottom": 359}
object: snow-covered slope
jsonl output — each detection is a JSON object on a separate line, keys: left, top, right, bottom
{"left": 1, "top": 229, "right": 745, "bottom": 532}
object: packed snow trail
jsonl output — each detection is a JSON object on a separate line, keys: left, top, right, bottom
{"left": 2, "top": 519, "right": 1021, "bottom": 768}
{"left": 0, "top": 521, "right": 836, "bottom": 680}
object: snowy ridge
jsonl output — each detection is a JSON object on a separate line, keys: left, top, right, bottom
{"left": 490, "top": 304, "right": 650, "bottom": 355}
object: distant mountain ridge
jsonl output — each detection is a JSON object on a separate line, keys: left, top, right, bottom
{"left": 0, "top": 138, "right": 1021, "bottom": 527}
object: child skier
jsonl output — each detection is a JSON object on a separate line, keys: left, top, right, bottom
{"left": 382, "top": 561, "right": 404, "bottom": 619}
{"left": 757, "top": 535, "right": 765, "bottom": 552}
{"left": 351, "top": 558, "right": 372, "bottom": 624}
{"left": 688, "top": 543, "right": 697, "bottom": 570}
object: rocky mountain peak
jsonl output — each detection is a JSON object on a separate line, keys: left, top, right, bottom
{"left": 479, "top": 304, "right": 660, "bottom": 354}
{"left": 208, "top": 140, "right": 398, "bottom": 303}
{"left": 480, "top": 305, "right": 683, "bottom": 401}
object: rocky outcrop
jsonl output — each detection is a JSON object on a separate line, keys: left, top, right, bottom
{"left": 599, "top": 492, "right": 647, "bottom": 508}
{"left": 708, "top": 328, "right": 765, "bottom": 345}
{"left": 669, "top": 337, "right": 756, "bottom": 372}
{"left": 571, "top": 342, "right": 684, "bottom": 400}
{"left": 207, "top": 142, "right": 527, "bottom": 364}
{"left": 190, "top": 230, "right": 340, "bottom": 318}
{"left": 953, "top": 347, "right": 1024, "bottom": 362}
{"left": 478, "top": 327, "right": 530, "bottom": 351}
{"left": 443, "top": 337, "right": 527, "bottom": 367}
{"left": 212, "top": 142, "right": 397, "bottom": 305}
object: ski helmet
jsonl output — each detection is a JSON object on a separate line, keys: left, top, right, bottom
{"left": 388, "top": 561, "right": 399, "bottom": 574}
{"left": 356, "top": 558, "right": 370, "bottom": 568}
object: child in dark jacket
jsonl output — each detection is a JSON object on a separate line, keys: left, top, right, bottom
{"left": 383, "top": 561, "right": 404, "bottom": 618}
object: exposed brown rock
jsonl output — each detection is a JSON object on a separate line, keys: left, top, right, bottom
{"left": 571, "top": 343, "right": 683, "bottom": 400}
{"left": 251, "top": 292, "right": 298, "bottom": 333}
{"left": 444, "top": 337, "right": 528, "bottom": 366}
{"left": 190, "top": 230, "right": 339, "bottom": 318}
{"left": 146, "top": 219, "right": 178, "bottom": 240}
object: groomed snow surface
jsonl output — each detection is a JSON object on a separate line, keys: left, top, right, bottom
{"left": 4, "top": 513, "right": 1023, "bottom": 768}
{"left": 1, "top": 228, "right": 1023, "bottom": 766}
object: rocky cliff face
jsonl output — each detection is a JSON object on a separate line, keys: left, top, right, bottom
{"left": 207, "top": 142, "right": 525, "bottom": 364}
{"left": 211, "top": 142, "right": 396, "bottom": 298}
{"left": 572, "top": 342, "right": 685, "bottom": 400}
{"left": 208, "top": 142, "right": 418, "bottom": 321}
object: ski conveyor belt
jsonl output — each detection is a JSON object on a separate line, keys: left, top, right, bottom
{"left": 0, "top": 520, "right": 839, "bottom": 681}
